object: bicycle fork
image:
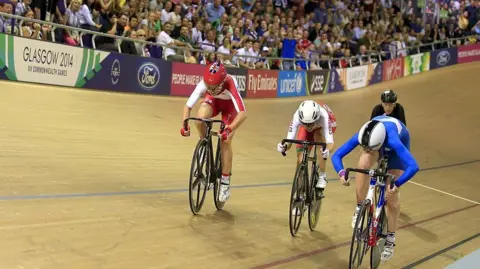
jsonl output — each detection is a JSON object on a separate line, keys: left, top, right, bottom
{"left": 366, "top": 178, "right": 384, "bottom": 247}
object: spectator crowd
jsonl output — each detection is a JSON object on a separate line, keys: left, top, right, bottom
{"left": 0, "top": 0, "right": 479, "bottom": 70}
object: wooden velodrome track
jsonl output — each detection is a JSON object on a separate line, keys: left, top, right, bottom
{"left": 0, "top": 62, "right": 479, "bottom": 269}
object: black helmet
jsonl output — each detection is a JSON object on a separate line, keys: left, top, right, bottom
{"left": 381, "top": 90, "right": 397, "bottom": 103}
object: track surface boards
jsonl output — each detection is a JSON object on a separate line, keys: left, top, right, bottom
{"left": 0, "top": 62, "right": 479, "bottom": 269}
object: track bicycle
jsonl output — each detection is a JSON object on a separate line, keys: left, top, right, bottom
{"left": 184, "top": 117, "right": 226, "bottom": 215}
{"left": 345, "top": 155, "right": 396, "bottom": 269}
{"left": 280, "top": 139, "right": 327, "bottom": 237}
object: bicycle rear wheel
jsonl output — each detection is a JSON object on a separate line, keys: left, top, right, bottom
{"left": 213, "top": 142, "right": 225, "bottom": 210}
{"left": 308, "top": 165, "right": 323, "bottom": 231}
{"left": 188, "top": 139, "right": 211, "bottom": 215}
{"left": 289, "top": 164, "right": 307, "bottom": 237}
{"left": 348, "top": 200, "right": 372, "bottom": 269}
{"left": 370, "top": 206, "right": 388, "bottom": 269}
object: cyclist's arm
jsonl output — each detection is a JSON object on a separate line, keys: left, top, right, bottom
{"left": 183, "top": 81, "right": 207, "bottom": 121}
{"left": 387, "top": 131, "right": 419, "bottom": 187}
{"left": 319, "top": 108, "right": 335, "bottom": 152}
{"left": 370, "top": 104, "right": 383, "bottom": 119}
{"left": 285, "top": 112, "right": 300, "bottom": 150}
{"left": 331, "top": 133, "right": 360, "bottom": 174}
{"left": 225, "top": 76, "right": 247, "bottom": 131}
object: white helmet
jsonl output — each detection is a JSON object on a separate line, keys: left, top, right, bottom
{"left": 358, "top": 120, "right": 386, "bottom": 151}
{"left": 298, "top": 100, "right": 321, "bottom": 125}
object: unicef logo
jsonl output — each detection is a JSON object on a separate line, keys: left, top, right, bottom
{"left": 295, "top": 73, "right": 303, "bottom": 93}
{"left": 436, "top": 51, "right": 450, "bottom": 66}
{"left": 137, "top": 63, "right": 160, "bottom": 90}
{"left": 111, "top": 59, "right": 120, "bottom": 85}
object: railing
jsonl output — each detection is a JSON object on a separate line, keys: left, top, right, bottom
{"left": 0, "top": 12, "right": 471, "bottom": 70}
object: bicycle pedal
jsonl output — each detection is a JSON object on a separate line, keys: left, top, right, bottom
{"left": 316, "top": 190, "right": 325, "bottom": 199}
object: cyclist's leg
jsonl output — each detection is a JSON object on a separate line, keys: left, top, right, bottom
{"left": 217, "top": 101, "right": 238, "bottom": 202}
{"left": 352, "top": 149, "right": 380, "bottom": 228}
{"left": 195, "top": 96, "right": 218, "bottom": 138}
{"left": 382, "top": 135, "right": 410, "bottom": 261}
{"left": 382, "top": 158, "right": 404, "bottom": 261}
{"left": 295, "top": 126, "right": 311, "bottom": 166}
{"left": 312, "top": 128, "right": 328, "bottom": 189}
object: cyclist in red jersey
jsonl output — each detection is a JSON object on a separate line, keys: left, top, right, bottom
{"left": 180, "top": 62, "right": 248, "bottom": 202}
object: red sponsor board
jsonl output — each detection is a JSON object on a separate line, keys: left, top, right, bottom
{"left": 382, "top": 57, "right": 404, "bottom": 81}
{"left": 171, "top": 62, "right": 204, "bottom": 96}
{"left": 246, "top": 69, "right": 278, "bottom": 98}
{"left": 458, "top": 43, "right": 480, "bottom": 64}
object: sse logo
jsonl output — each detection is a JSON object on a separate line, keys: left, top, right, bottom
{"left": 436, "top": 51, "right": 450, "bottom": 66}
{"left": 137, "top": 63, "right": 160, "bottom": 90}
{"left": 309, "top": 74, "right": 325, "bottom": 95}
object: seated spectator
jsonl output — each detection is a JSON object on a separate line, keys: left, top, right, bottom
{"left": 156, "top": 21, "right": 189, "bottom": 62}
{"left": 141, "top": 11, "right": 160, "bottom": 40}
{"left": 21, "top": 10, "right": 44, "bottom": 40}
{"left": 217, "top": 36, "right": 234, "bottom": 66}
{"left": 205, "top": 0, "right": 225, "bottom": 23}
{"left": 233, "top": 39, "right": 254, "bottom": 68}
{"left": 96, "top": 12, "right": 124, "bottom": 52}
{"left": 15, "top": 0, "right": 32, "bottom": 16}
{"left": 78, "top": 0, "right": 101, "bottom": 31}
{"left": 254, "top": 46, "right": 270, "bottom": 69}
{"left": 121, "top": 30, "right": 138, "bottom": 55}
{"left": 200, "top": 29, "right": 216, "bottom": 52}
{"left": 1, "top": 2, "right": 18, "bottom": 35}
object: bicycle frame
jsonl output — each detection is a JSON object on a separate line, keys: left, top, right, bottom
{"left": 281, "top": 139, "right": 327, "bottom": 200}
{"left": 184, "top": 117, "right": 225, "bottom": 183}
{"left": 346, "top": 155, "right": 395, "bottom": 248}
{"left": 365, "top": 174, "right": 387, "bottom": 247}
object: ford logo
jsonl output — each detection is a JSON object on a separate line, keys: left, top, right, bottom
{"left": 436, "top": 51, "right": 450, "bottom": 66}
{"left": 137, "top": 63, "right": 160, "bottom": 90}
{"left": 111, "top": 59, "right": 121, "bottom": 85}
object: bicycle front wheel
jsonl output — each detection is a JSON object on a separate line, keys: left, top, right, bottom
{"left": 213, "top": 142, "right": 225, "bottom": 210}
{"left": 308, "top": 167, "right": 323, "bottom": 231}
{"left": 289, "top": 164, "right": 307, "bottom": 237}
{"left": 370, "top": 207, "right": 389, "bottom": 269}
{"left": 188, "top": 139, "right": 210, "bottom": 215}
{"left": 349, "top": 200, "right": 372, "bottom": 269}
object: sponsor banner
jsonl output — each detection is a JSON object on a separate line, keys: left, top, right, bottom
{"left": 328, "top": 69, "right": 345, "bottom": 93}
{"left": 430, "top": 48, "right": 457, "bottom": 69}
{"left": 383, "top": 57, "right": 404, "bottom": 81}
{"left": 404, "top": 52, "right": 430, "bottom": 76}
{"left": 346, "top": 65, "right": 369, "bottom": 90}
{"left": 82, "top": 53, "right": 172, "bottom": 95}
{"left": 170, "top": 62, "right": 204, "bottom": 96}
{"left": 307, "top": 70, "right": 330, "bottom": 95}
{"left": 277, "top": 70, "right": 307, "bottom": 97}
{"left": 246, "top": 69, "right": 278, "bottom": 98}
{"left": 457, "top": 43, "right": 480, "bottom": 64}
{"left": 0, "top": 33, "right": 108, "bottom": 87}
{"left": 368, "top": 62, "right": 383, "bottom": 85}
{"left": 226, "top": 67, "right": 247, "bottom": 98}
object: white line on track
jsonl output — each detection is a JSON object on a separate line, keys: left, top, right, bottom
{"left": 409, "top": 181, "right": 480, "bottom": 205}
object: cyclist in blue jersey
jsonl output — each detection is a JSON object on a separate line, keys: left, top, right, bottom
{"left": 331, "top": 115, "right": 419, "bottom": 262}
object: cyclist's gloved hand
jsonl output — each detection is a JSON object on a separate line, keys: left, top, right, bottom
{"left": 277, "top": 143, "right": 287, "bottom": 153}
{"left": 220, "top": 126, "right": 232, "bottom": 140}
{"left": 322, "top": 149, "right": 330, "bottom": 159}
{"left": 180, "top": 125, "right": 190, "bottom": 137}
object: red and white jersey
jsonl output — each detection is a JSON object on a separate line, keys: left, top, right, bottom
{"left": 186, "top": 74, "right": 246, "bottom": 112}
{"left": 286, "top": 105, "right": 334, "bottom": 144}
